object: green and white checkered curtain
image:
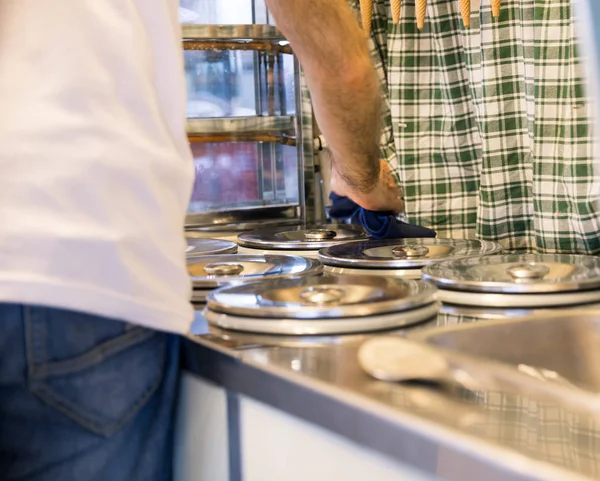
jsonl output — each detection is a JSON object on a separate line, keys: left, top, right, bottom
{"left": 356, "top": 0, "right": 600, "bottom": 253}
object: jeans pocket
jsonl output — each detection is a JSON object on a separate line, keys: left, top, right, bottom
{"left": 25, "top": 307, "right": 166, "bottom": 438}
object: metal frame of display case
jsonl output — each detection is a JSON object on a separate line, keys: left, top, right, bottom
{"left": 182, "top": 19, "right": 317, "bottom": 230}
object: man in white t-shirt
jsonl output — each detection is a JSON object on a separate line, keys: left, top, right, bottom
{"left": 0, "top": 0, "right": 401, "bottom": 479}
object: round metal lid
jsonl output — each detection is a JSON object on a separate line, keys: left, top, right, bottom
{"left": 237, "top": 224, "right": 368, "bottom": 250}
{"left": 421, "top": 253, "right": 600, "bottom": 294}
{"left": 186, "top": 238, "right": 238, "bottom": 257}
{"left": 318, "top": 238, "right": 504, "bottom": 269}
{"left": 206, "top": 275, "right": 437, "bottom": 319}
{"left": 204, "top": 303, "right": 439, "bottom": 336}
{"left": 187, "top": 254, "right": 322, "bottom": 289}
{"left": 323, "top": 265, "right": 423, "bottom": 279}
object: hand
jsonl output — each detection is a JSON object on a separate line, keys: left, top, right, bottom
{"left": 331, "top": 160, "right": 405, "bottom": 214}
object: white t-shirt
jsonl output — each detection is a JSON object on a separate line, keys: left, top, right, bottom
{"left": 0, "top": 0, "right": 195, "bottom": 333}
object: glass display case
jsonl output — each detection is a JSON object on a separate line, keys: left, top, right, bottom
{"left": 180, "top": 0, "right": 317, "bottom": 231}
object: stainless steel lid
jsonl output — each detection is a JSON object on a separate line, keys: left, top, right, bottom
{"left": 187, "top": 254, "right": 322, "bottom": 289}
{"left": 186, "top": 238, "right": 238, "bottom": 257}
{"left": 421, "top": 253, "right": 600, "bottom": 294}
{"left": 204, "top": 303, "right": 439, "bottom": 336}
{"left": 206, "top": 275, "right": 437, "bottom": 319}
{"left": 318, "top": 238, "right": 504, "bottom": 269}
{"left": 237, "top": 224, "right": 368, "bottom": 250}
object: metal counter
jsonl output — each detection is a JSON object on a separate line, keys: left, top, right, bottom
{"left": 181, "top": 306, "right": 600, "bottom": 481}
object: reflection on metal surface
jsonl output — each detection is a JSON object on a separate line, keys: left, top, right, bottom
{"left": 206, "top": 275, "right": 437, "bottom": 319}
{"left": 358, "top": 335, "right": 599, "bottom": 416}
{"left": 186, "top": 238, "right": 238, "bottom": 257}
{"left": 391, "top": 245, "right": 430, "bottom": 259}
{"left": 202, "top": 324, "right": 376, "bottom": 349}
{"left": 437, "top": 303, "right": 543, "bottom": 321}
{"left": 185, "top": 205, "right": 300, "bottom": 230}
{"left": 319, "top": 238, "right": 503, "bottom": 269}
{"left": 323, "top": 264, "right": 423, "bottom": 279}
{"left": 413, "top": 309, "right": 600, "bottom": 394}
{"left": 507, "top": 263, "right": 551, "bottom": 281}
{"left": 303, "top": 229, "right": 337, "bottom": 241}
{"left": 238, "top": 224, "right": 367, "bottom": 250}
{"left": 422, "top": 253, "right": 600, "bottom": 294}
{"left": 203, "top": 263, "right": 245, "bottom": 276}
{"left": 187, "top": 306, "right": 600, "bottom": 480}
{"left": 233, "top": 337, "right": 600, "bottom": 480}
{"left": 423, "top": 254, "right": 600, "bottom": 307}
{"left": 187, "top": 254, "right": 322, "bottom": 289}
{"left": 204, "top": 303, "right": 439, "bottom": 336}
{"left": 298, "top": 286, "right": 345, "bottom": 304}
{"left": 434, "top": 288, "right": 600, "bottom": 308}
{"left": 359, "top": 337, "right": 451, "bottom": 383}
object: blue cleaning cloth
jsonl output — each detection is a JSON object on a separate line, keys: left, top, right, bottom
{"left": 329, "top": 193, "right": 436, "bottom": 240}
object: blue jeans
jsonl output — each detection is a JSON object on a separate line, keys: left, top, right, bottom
{"left": 0, "top": 304, "right": 180, "bottom": 481}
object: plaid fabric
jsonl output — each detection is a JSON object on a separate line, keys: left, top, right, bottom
{"left": 421, "top": 314, "right": 600, "bottom": 476}
{"left": 467, "top": 391, "right": 600, "bottom": 477}
{"left": 374, "top": 0, "right": 600, "bottom": 253}
{"left": 358, "top": 0, "right": 600, "bottom": 253}
{"left": 303, "top": 0, "right": 599, "bottom": 252}
{"left": 427, "top": 309, "right": 600, "bottom": 475}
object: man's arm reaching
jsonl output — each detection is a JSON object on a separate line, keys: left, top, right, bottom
{"left": 264, "top": 0, "right": 403, "bottom": 213}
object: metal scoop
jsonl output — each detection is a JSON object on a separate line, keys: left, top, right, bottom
{"left": 359, "top": 337, "right": 583, "bottom": 393}
{"left": 358, "top": 337, "right": 476, "bottom": 388}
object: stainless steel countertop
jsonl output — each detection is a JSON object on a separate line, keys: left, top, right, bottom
{"left": 184, "top": 307, "right": 600, "bottom": 481}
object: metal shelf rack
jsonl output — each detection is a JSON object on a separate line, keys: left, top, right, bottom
{"left": 182, "top": 18, "right": 317, "bottom": 229}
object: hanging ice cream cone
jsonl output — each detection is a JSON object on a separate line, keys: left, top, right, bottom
{"left": 491, "top": 0, "right": 501, "bottom": 18}
{"left": 459, "top": 0, "right": 471, "bottom": 28}
{"left": 391, "top": 0, "right": 402, "bottom": 24}
{"left": 416, "top": 0, "right": 427, "bottom": 30}
{"left": 360, "top": 0, "right": 373, "bottom": 36}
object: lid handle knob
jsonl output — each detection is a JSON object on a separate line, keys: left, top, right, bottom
{"left": 299, "top": 286, "right": 345, "bottom": 304}
{"left": 392, "top": 245, "right": 430, "bottom": 259}
{"left": 506, "top": 263, "right": 550, "bottom": 281}
{"left": 203, "top": 263, "right": 244, "bottom": 276}
{"left": 304, "top": 229, "right": 337, "bottom": 241}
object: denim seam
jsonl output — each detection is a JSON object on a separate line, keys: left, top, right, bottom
{"left": 24, "top": 306, "right": 35, "bottom": 380}
{"left": 29, "top": 336, "right": 166, "bottom": 437}
{"left": 41, "top": 309, "right": 47, "bottom": 377}
{"left": 31, "top": 327, "right": 156, "bottom": 379}
{"left": 24, "top": 306, "right": 47, "bottom": 378}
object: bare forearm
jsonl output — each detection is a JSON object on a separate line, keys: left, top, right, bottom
{"left": 265, "top": 0, "right": 382, "bottom": 193}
